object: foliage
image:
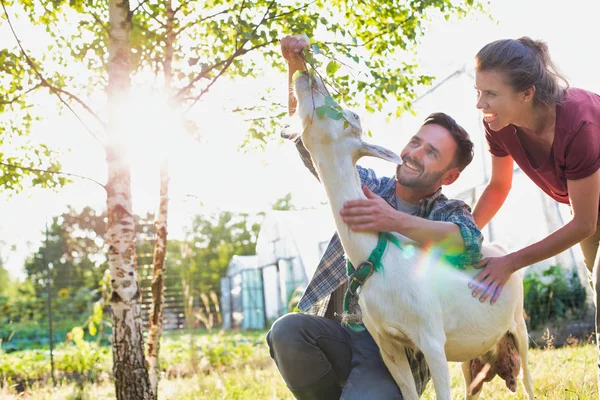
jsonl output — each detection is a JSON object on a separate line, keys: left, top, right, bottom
{"left": 0, "top": 0, "right": 486, "bottom": 195}
{"left": 286, "top": 286, "right": 304, "bottom": 313}
{"left": 193, "top": 291, "right": 221, "bottom": 332}
{"left": 23, "top": 207, "right": 107, "bottom": 297}
{"left": 0, "top": 207, "right": 157, "bottom": 353}
{"left": 0, "top": 289, "right": 107, "bottom": 353}
{"left": 21, "top": 206, "right": 158, "bottom": 296}
{"left": 0, "top": 330, "right": 268, "bottom": 391}
{"left": 270, "top": 192, "right": 296, "bottom": 211}
{"left": 523, "top": 265, "right": 588, "bottom": 330}
{"left": 0, "top": 49, "right": 69, "bottom": 193}
{"left": 181, "top": 210, "right": 262, "bottom": 296}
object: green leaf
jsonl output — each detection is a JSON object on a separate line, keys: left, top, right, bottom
{"left": 92, "top": 302, "right": 103, "bottom": 324}
{"left": 88, "top": 320, "right": 97, "bottom": 336}
{"left": 326, "top": 60, "right": 340, "bottom": 76}
{"left": 324, "top": 95, "right": 338, "bottom": 108}
{"left": 71, "top": 326, "right": 84, "bottom": 346}
{"left": 325, "top": 107, "right": 344, "bottom": 120}
{"left": 315, "top": 105, "right": 328, "bottom": 118}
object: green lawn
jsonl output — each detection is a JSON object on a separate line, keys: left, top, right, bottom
{"left": 1, "top": 332, "right": 597, "bottom": 399}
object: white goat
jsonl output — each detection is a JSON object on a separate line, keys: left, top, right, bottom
{"left": 292, "top": 71, "right": 535, "bottom": 400}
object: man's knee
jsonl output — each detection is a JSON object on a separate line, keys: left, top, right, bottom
{"left": 267, "top": 313, "right": 309, "bottom": 354}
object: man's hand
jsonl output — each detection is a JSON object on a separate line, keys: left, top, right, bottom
{"left": 340, "top": 185, "right": 400, "bottom": 232}
{"left": 280, "top": 34, "right": 309, "bottom": 73}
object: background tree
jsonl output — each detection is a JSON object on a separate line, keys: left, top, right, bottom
{"left": 270, "top": 192, "right": 296, "bottom": 211}
{"left": 0, "top": 257, "right": 10, "bottom": 296}
{"left": 21, "top": 207, "right": 155, "bottom": 294}
{"left": 183, "top": 210, "right": 261, "bottom": 296}
{"left": 23, "top": 207, "right": 107, "bottom": 297}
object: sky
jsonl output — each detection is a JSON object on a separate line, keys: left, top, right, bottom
{"left": 1, "top": 0, "right": 599, "bottom": 279}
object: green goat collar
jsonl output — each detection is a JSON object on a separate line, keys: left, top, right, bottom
{"left": 343, "top": 232, "right": 402, "bottom": 332}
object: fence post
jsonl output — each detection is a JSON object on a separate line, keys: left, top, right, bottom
{"left": 44, "top": 221, "right": 56, "bottom": 387}
{"left": 260, "top": 268, "right": 267, "bottom": 329}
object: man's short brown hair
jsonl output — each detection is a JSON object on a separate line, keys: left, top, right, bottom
{"left": 422, "top": 112, "right": 474, "bottom": 172}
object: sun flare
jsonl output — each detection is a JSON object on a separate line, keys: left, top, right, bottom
{"left": 113, "top": 88, "right": 188, "bottom": 166}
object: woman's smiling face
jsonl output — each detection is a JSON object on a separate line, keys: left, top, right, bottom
{"left": 475, "top": 69, "right": 527, "bottom": 131}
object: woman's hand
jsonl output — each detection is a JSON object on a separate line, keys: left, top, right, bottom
{"left": 468, "top": 255, "right": 516, "bottom": 304}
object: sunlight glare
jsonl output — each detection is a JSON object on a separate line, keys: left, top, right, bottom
{"left": 116, "top": 88, "right": 186, "bottom": 166}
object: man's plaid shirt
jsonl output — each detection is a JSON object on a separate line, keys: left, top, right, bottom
{"left": 292, "top": 138, "right": 483, "bottom": 315}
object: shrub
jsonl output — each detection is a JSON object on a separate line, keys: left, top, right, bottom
{"left": 523, "top": 265, "right": 588, "bottom": 330}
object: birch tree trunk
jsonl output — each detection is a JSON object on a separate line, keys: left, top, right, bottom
{"left": 106, "top": 0, "right": 152, "bottom": 398}
{"left": 146, "top": 159, "right": 169, "bottom": 398}
{"left": 146, "top": 1, "right": 174, "bottom": 397}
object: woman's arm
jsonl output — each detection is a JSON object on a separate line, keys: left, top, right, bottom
{"left": 472, "top": 155, "right": 514, "bottom": 229}
{"left": 471, "top": 169, "right": 600, "bottom": 304}
{"left": 508, "top": 169, "right": 600, "bottom": 270}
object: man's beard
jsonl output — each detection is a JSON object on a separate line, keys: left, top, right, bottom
{"left": 395, "top": 160, "right": 445, "bottom": 189}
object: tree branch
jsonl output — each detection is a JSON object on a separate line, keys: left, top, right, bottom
{"left": 243, "top": 114, "right": 285, "bottom": 122}
{"left": 174, "top": 9, "right": 235, "bottom": 37}
{"left": 176, "top": 1, "right": 277, "bottom": 100}
{"left": 0, "top": 0, "right": 105, "bottom": 147}
{"left": 183, "top": 39, "right": 277, "bottom": 113}
{"left": 235, "top": 0, "right": 247, "bottom": 48}
{"left": 322, "top": 14, "right": 417, "bottom": 49}
{"left": 137, "top": 1, "right": 166, "bottom": 28}
{"left": 1, "top": 84, "right": 44, "bottom": 106}
{"left": 91, "top": 11, "right": 110, "bottom": 33}
{"left": 131, "top": 0, "right": 151, "bottom": 15}
{"left": 266, "top": 0, "right": 316, "bottom": 21}
{"left": 232, "top": 102, "right": 286, "bottom": 113}
{"left": 47, "top": 85, "right": 108, "bottom": 131}
{"left": 0, "top": 161, "right": 106, "bottom": 190}
{"left": 241, "top": 0, "right": 276, "bottom": 52}
{"left": 173, "top": 3, "right": 184, "bottom": 14}
{"left": 175, "top": 57, "right": 229, "bottom": 99}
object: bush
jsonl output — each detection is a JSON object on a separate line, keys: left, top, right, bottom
{"left": 0, "top": 330, "right": 269, "bottom": 389}
{"left": 523, "top": 265, "right": 588, "bottom": 330}
{"left": 0, "top": 288, "right": 105, "bottom": 352}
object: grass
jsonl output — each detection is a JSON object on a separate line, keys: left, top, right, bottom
{"left": 1, "top": 339, "right": 598, "bottom": 399}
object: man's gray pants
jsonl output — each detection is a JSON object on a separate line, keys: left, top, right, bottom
{"left": 266, "top": 312, "right": 404, "bottom": 400}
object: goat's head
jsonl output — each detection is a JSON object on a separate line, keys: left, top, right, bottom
{"left": 293, "top": 72, "right": 403, "bottom": 166}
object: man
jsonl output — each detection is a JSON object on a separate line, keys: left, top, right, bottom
{"left": 266, "top": 34, "right": 483, "bottom": 400}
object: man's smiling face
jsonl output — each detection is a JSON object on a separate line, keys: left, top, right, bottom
{"left": 396, "top": 123, "right": 458, "bottom": 190}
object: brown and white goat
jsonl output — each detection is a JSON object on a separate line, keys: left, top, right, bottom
{"left": 292, "top": 71, "right": 535, "bottom": 400}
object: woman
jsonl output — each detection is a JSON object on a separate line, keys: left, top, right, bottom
{"left": 468, "top": 38, "right": 600, "bottom": 312}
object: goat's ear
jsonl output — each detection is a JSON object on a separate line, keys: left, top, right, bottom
{"left": 359, "top": 142, "right": 403, "bottom": 165}
{"left": 280, "top": 117, "right": 303, "bottom": 142}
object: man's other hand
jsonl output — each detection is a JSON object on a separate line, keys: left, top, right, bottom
{"left": 340, "top": 186, "right": 400, "bottom": 232}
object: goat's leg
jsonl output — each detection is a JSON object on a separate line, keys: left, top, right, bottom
{"left": 376, "top": 339, "right": 420, "bottom": 400}
{"left": 460, "top": 361, "right": 482, "bottom": 400}
{"left": 514, "top": 315, "right": 535, "bottom": 399}
{"left": 417, "top": 337, "right": 452, "bottom": 400}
